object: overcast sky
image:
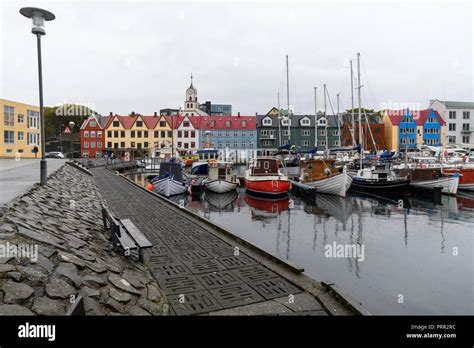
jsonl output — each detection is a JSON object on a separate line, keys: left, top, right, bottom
{"left": 1, "top": 0, "right": 473, "bottom": 116}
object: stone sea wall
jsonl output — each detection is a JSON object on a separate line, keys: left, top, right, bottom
{"left": 0, "top": 164, "right": 169, "bottom": 315}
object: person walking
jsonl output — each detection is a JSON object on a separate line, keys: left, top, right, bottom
{"left": 33, "top": 146, "right": 38, "bottom": 159}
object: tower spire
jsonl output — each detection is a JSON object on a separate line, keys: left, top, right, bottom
{"left": 190, "top": 73, "right": 193, "bottom": 88}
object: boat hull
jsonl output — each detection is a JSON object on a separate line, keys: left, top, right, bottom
{"left": 245, "top": 178, "right": 290, "bottom": 198}
{"left": 349, "top": 178, "right": 411, "bottom": 194}
{"left": 152, "top": 177, "right": 189, "bottom": 197}
{"left": 204, "top": 179, "right": 238, "bottom": 193}
{"left": 444, "top": 168, "right": 474, "bottom": 191}
{"left": 410, "top": 175, "right": 459, "bottom": 195}
{"left": 295, "top": 171, "right": 353, "bottom": 197}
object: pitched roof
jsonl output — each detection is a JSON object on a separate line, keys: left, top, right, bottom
{"left": 199, "top": 115, "right": 256, "bottom": 130}
{"left": 386, "top": 109, "right": 445, "bottom": 126}
{"left": 432, "top": 100, "right": 474, "bottom": 109}
{"left": 80, "top": 114, "right": 109, "bottom": 130}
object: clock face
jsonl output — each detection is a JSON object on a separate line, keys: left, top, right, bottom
{"left": 187, "top": 89, "right": 194, "bottom": 95}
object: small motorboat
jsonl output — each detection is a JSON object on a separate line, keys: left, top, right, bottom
{"left": 244, "top": 157, "right": 291, "bottom": 198}
{"left": 397, "top": 168, "right": 459, "bottom": 195}
{"left": 148, "top": 161, "right": 190, "bottom": 197}
{"left": 202, "top": 160, "right": 238, "bottom": 193}
{"left": 349, "top": 162, "right": 410, "bottom": 194}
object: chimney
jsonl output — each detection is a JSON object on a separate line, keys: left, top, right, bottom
{"left": 109, "top": 112, "right": 113, "bottom": 116}
{"left": 154, "top": 112, "right": 158, "bottom": 117}
{"left": 237, "top": 112, "right": 241, "bottom": 117}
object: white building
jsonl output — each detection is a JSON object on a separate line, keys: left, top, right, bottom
{"left": 182, "top": 75, "right": 209, "bottom": 116}
{"left": 430, "top": 100, "right": 474, "bottom": 145}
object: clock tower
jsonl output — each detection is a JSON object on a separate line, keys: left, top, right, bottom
{"left": 184, "top": 73, "right": 198, "bottom": 111}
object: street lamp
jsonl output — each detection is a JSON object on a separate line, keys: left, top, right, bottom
{"left": 20, "top": 7, "right": 55, "bottom": 186}
{"left": 68, "top": 121, "right": 75, "bottom": 158}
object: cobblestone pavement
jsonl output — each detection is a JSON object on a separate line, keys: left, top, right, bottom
{"left": 92, "top": 167, "right": 327, "bottom": 315}
{"left": 0, "top": 164, "right": 169, "bottom": 316}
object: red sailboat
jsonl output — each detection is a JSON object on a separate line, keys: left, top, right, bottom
{"left": 244, "top": 157, "right": 291, "bottom": 198}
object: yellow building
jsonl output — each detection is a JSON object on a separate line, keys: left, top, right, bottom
{"left": 0, "top": 98, "right": 42, "bottom": 159}
{"left": 103, "top": 114, "right": 173, "bottom": 156}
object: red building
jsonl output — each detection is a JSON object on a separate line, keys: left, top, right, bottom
{"left": 341, "top": 113, "right": 386, "bottom": 151}
{"left": 80, "top": 115, "right": 108, "bottom": 158}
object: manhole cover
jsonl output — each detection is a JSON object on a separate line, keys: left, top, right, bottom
{"left": 168, "top": 291, "right": 222, "bottom": 315}
{"left": 156, "top": 274, "right": 205, "bottom": 295}
{"left": 211, "top": 284, "right": 264, "bottom": 308}
{"left": 175, "top": 250, "right": 213, "bottom": 262}
{"left": 196, "top": 270, "right": 241, "bottom": 290}
{"left": 217, "top": 254, "right": 257, "bottom": 269}
{"left": 232, "top": 265, "right": 279, "bottom": 282}
{"left": 249, "top": 278, "right": 302, "bottom": 300}
{"left": 184, "top": 259, "right": 225, "bottom": 274}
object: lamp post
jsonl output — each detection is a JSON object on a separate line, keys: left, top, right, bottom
{"left": 69, "top": 121, "right": 75, "bottom": 158}
{"left": 20, "top": 7, "right": 55, "bottom": 186}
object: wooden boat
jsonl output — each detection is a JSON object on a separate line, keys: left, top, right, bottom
{"left": 397, "top": 168, "right": 459, "bottom": 195}
{"left": 443, "top": 166, "right": 474, "bottom": 191}
{"left": 148, "top": 162, "right": 190, "bottom": 197}
{"left": 349, "top": 163, "right": 410, "bottom": 194}
{"left": 202, "top": 160, "right": 238, "bottom": 193}
{"left": 244, "top": 193, "right": 289, "bottom": 219}
{"left": 293, "top": 158, "right": 352, "bottom": 197}
{"left": 244, "top": 157, "right": 290, "bottom": 198}
{"left": 204, "top": 190, "right": 238, "bottom": 211}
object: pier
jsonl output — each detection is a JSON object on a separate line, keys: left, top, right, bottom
{"left": 91, "top": 166, "right": 360, "bottom": 315}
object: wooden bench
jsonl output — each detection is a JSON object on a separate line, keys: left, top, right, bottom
{"left": 101, "top": 207, "right": 152, "bottom": 262}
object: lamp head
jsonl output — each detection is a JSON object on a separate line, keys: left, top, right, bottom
{"left": 20, "top": 7, "right": 55, "bottom": 36}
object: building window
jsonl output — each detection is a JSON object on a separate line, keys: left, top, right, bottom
{"left": 168, "top": 131, "right": 172, "bottom": 137}
{"left": 250, "top": 141, "right": 254, "bottom": 148}
{"left": 217, "top": 131, "right": 222, "bottom": 137}
{"left": 119, "top": 142, "right": 124, "bottom": 148}
{"left": 301, "top": 130, "right": 310, "bottom": 136}
{"left": 191, "top": 131, "right": 195, "bottom": 137}
{"left": 282, "top": 130, "right": 289, "bottom": 136}
{"left": 97, "top": 131, "right": 102, "bottom": 138}
{"left": 210, "top": 120, "right": 215, "bottom": 127}
{"left": 177, "top": 142, "right": 182, "bottom": 148}
{"left": 83, "top": 152, "right": 89, "bottom": 157}
{"left": 107, "top": 142, "right": 112, "bottom": 148}
{"left": 114, "top": 143, "right": 118, "bottom": 149}
{"left": 449, "top": 123, "right": 456, "bottom": 131}
{"left": 249, "top": 131, "right": 254, "bottom": 137}
{"left": 131, "top": 142, "right": 136, "bottom": 148}
{"left": 131, "top": 131, "right": 135, "bottom": 138}
{"left": 178, "top": 131, "right": 182, "bottom": 137}
{"left": 301, "top": 118, "right": 310, "bottom": 126}
{"left": 262, "top": 118, "right": 272, "bottom": 126}
{"left": 144, "top": 142, "right": 149, "bottom": 148}
{"left": 108, "top": 131, "right": 112, "bottom": 137}
{"left": 234, "top": 141, "right": 238, "bottom": 148}
{"left": 319, "top": 140, "right": 327, "bottom": 146}
{"left": 463, "top": 123, "right": 470, "bottom": 131}
{"left": 4, "top": 131, "right": 14, "bottom": 144}
{"left": 218, "top": 142, "right": 222, "bottom": 148}
{"left": 183, "top": 121, "right": 190, "bottom": 127}
{"left": 261, "top": 130, "right": 268, "bottom": 136}
{"left": 449, "top": 111, "right": 456, "bottom": 119}
{"left": 120, "top": 131, "right": 125, "bottom": 137}
{"left": 4, "top": 106, "right": 14, "bottom": 126}
{"left": 27, "top": 110, "right": 39, "bottom": 129}
{"left": 302, "top": 140, "right": 310, "bottom": 146}
{"left": 114, "top": 131, "right": 119, "bottom": 138}
{"left": 184, "top": 143, "right": 189, "bottom": 149}
{"left": 160, "top": 121, "right": 166, "bottom": 127}
{"left": 226, "top": 130, "right": 230, "bottom": 137}
{"left": 225, "top": 121, "right": 231, "bottom": 127}
{"left": 97, "top": 141, "right": 102, "bottom": 148}
{"left": 191, "top": 142, "right": 195, "bottom": 148}
{"left": 242, "top": 120, "right": 247, "bottom": 127}
{"left": 184, "top": 131, "right": 189, "bottom": 138}
{"left": 333, "top": 140, "right": 340, "bottom": 147}
{"left": 27, "top": 133, "right": 38, "bottom": 145}
{"left": 113, "top": 121, "right": 120, "bottom": 127}
{"left": 447, "top": 136, "right": 456, "bottom": 144}
{"left": 242, "top": 141, "right": 246, "bottom": 148}
{"left": 89, "top": 120, "right": 96, "bottom": 127}
{"left": 84, "top": 131, "right": 89, "bottom": 138}
{"left": 428, "top": 117, "right": 436, "bottom": 123}
{"left": 319, "top": 130, "right": 326, "bottom": 136}
{"left": 333, "top": 130, "right": 340, "bottom": 136}
{"left": 234, "top": 131, "right": 238, "bottom": 137}
{"left": 463, "top": 111, "right": 470, "bottom": 119}
{"left": 225, "top": 141, "right": 230, "bottom": 148}
{"left": 91, "top": 142, "right": 96, "bottom": 148}
{"left": 136, "top": 121, "right": 143, "bottom": 127}
{"left": 91, "top": 131, "right": 96, "bottom": 138}
{"left": 154, "top": 130, "right": 159, "bottom": 137}
{"left": 18, "top": 114, "right": 24, "bottom": 124}
{"left": 84, "top": 141, "right": 89, "bottom": 148}
{"left": 137, "top": 131, "right": 142, "bottom": 138}
{"left": 18, "top": 131, "right": 24, "bottom": 141}
{"left": 462, "top": 135, "right": 470, "bottom": 143}
{"left": 263, "top": 140, "right": 272, "bottom": 146}
{"left": 158, "top": 130, "right": 164, "bottom": 137}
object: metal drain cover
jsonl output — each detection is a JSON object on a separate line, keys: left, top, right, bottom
{"left": 211, "top": 284, "right": 264, "bottom": 308}
{"left": 196, "top": 270, "right": 241, "bottom": 290}
{"left": 156, "top": 274, "right": 205, "bottom": 295}
{"left": 249, "top": 278, "right": 302, "bottom": 300}
{"left": 168, "top": 291, "right": 223, "bottom": 315}
{"left": 232, "top": 265, "right": 279, "bottom": 282}
{"left": 184, "top": 258, "right": 225, "bottom": 274}
{"left": 217, "top": 254, "right": 257, "bottom": 269}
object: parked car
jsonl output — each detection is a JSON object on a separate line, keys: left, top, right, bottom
{"left": 45, "top": 151, "right": 65, "bottom": 159}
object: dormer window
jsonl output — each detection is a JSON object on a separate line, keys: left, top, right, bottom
{"left": 210, "top": 120, "right": 215, "bottom": 127}
{"left": 301, "top": 118, "right": 310, "bottom": 126}
{"left": 262, "top": 118, "right": 272, "bottom": 126}
{"left": 241, "top": 120, "right": 247, "bottom": 127}
{"left": 281, "top": 118, "right": 291, "bottom": 126}
{"left": 183, "top": 121, "right": 190, "bottom": 127}
{"left": 225, "top": 120, "right": 231, "bottom": 127}
{"left": 136, "top": 121, "right": 143, "bottom": 127}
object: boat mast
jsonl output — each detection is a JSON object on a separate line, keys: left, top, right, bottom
{"left": 278, "top": 92, "right": 282, "bottom": 147}
{"left": 337, "top": 93, "right": 341, "bottom": 146}
{"left": 350, "top": 60, "right": 355, "bottom": 147}
{"left": 314, "top": 87, "right": 318, "bottom": 149}
{"left": 286, "top": 54, "right": 291, "bottom": 145}
{"left": 357, "top": 52, "right": 363, "bottom": 169}
{"left": 324, "top": 84, "right": 328, "bottom": 151}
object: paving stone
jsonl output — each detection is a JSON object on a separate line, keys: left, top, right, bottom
{"left": 122, "top": 269, "right": 146, "bottom": 289}
{"left": 146, "top": 284, "right": 162, "bottom": 302}
{"left": 208, "top": 300, "right": 292, "bottom": 316}
{"left": 109, "top": 287, "right": 132, "bottom": 303}
{"left": 32, "top": 297, "right": 66, "bottom": 315}
{"left": 136, "top": 298, "right": 164, "bottom": 316}
{"left": 45, "top": 278, "right": 76, "bottom": 299}
{"left": 105, "top": 298, "right": 125, "bottom": 314}
{"left": 128, "top": 306, "right": 152, "bottom": 316}
{"left": 83, "top": 297, "right": 104, "bottom": 315}
{"left": 57, "top": 252, "right": 86, "bottom": 269}
{"left": 36, "top": 254, "right": 55, "bottom": 273}
{"left": 17, "top": 226, "right": 64, "bottom": 249}
{"left": 3, "top": 280, "right": 35, "bottom": 304}
{"left": 274, "top": 292, "right": 325, "bottom": 312}
{"left": 8, "top": 271, "right": 22, "bottom": 281}
{"left": 18, "top": 266, "right": 48, "bottom": 286}
{"left": 55, "top": 262, "right": 82, "bottom": 288}
{"left": 0, "top": 304, "right": 35, "bottom": 315}
{"left": 80, "top": 286, "right": 100, "bottom": 299}
{"left": 38, "top": 245, "right": 56, "bottom": 258}
{"left": 0, "top": 264, "right": 16, "bottom": 277}
{"left": 83, "top": 274, "right": 108, "bottom": 288}
{"left": 108, "top": 273, "right": 141, "bottom": 295}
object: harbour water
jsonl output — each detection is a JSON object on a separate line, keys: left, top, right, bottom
{"left": 131, "top": 173, "right": 474, "bottom": 315}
